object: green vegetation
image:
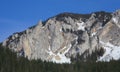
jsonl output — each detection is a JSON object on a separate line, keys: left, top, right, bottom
{"left": 0, "top": 43, "right": 120, "bottom": 72}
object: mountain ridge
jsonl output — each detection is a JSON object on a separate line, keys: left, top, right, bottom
{"left": 2, "top": 10, "right": 120, "bottom": 63}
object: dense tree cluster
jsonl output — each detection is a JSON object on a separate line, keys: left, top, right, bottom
{"left": 0, "top": 43, "right": 120, "bottom": 72}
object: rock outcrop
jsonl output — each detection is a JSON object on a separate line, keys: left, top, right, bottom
{"left": 2, "top": 10, "right": 120, "bottom": 63}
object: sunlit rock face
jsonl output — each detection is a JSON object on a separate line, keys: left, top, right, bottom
{"left": 2, "top": 10, "right": 120, "bottom": 63}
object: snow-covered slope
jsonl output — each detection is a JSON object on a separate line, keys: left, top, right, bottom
{"left": 98, "top": 41, "right": 120, "bottom": 62}
{"left": 47, "top": 44, "right": 71, "bottom": 63}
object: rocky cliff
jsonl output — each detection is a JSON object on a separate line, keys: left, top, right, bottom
{"left": 2, "top": 10, "right": 120, "bottom": 63}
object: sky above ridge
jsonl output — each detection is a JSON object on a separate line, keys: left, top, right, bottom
{"left": 0, "top": 0, "right": 120, "bottom": 42}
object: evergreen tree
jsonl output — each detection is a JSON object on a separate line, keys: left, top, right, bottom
{"left": 0, "top": 43, "right": 120, "bottom": 72}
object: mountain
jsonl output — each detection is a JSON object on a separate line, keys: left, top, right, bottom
{"left": 2, "top": 10, "right": 120, "bottom": 63}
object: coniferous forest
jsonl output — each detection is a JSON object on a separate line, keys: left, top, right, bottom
{"left": 0, "top": 43, "right": 120, "bottom": 72}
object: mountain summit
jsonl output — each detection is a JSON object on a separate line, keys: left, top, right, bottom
{"left": 2, "top": 10, "right": 120, "bottom": 63}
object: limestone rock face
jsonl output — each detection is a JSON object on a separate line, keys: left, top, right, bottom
{"left": 2, "top": 10, "right": 120, "bottom": 63}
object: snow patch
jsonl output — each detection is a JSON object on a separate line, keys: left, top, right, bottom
{"left": 112, "top": 17, "right": 118, "bottom": 24}
{"left": 64, "top": 44, "right": 71, "bottom": 54}
{"left": 52, "top": 52, "right": 71, "bottom": 64}
{"left": 59, "top": 28, "right": 62, "bottom": 32}
{"left": 91, "top": 32, "right": 97, "bottom": 36}
{"left": 98, "top": 41, "right": 120, "bottom": 62}
{"left": 47, "top": 46, "right": 55, "bottom": 56}
{"left": 77, "top": 22, "right": 85, "bottom": 31}
{"left": 47, "top": 45, "right": 71, "bottom": 64}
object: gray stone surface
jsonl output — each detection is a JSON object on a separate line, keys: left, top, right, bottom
{"left": 2, "top": 10, "right": 120, "bottom": 62}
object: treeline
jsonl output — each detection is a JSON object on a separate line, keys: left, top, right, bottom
{"left": 0, "top": 44, "right": 120, "bottom": 72}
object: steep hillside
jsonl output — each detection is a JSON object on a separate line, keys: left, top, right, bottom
{"left": 2, "top": 10, "right": 120, "bottom": 63}
{"left": 0, "top": 44, "right": 120, "bottom": 72}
